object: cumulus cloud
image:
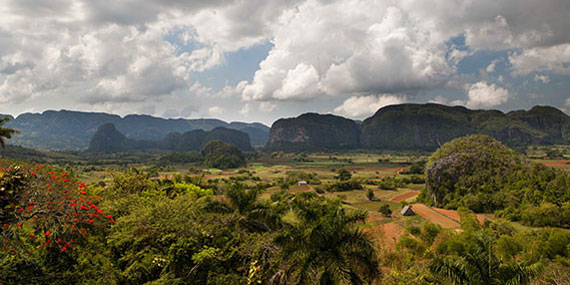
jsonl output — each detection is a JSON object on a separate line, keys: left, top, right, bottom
{"left": 465, "top": 81, "right": 509, "bottom": 109}
{"left": 242, "top": 1, "right": 455, "bottom": 102}
{"left": 0, "top": 0, "right": 569, "bottom": 120}
{"left": 509, "top": 44, "right": 570, "bottom": 76}
{"left": 333, "top": 94, "right": 406, "bottom": 118}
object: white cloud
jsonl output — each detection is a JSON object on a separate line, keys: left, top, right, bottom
{"left": 333, "top": 94, "right": 406, "bottom": 118}
{"left": 208, "top": 105, "right": 223, "bottom": 116}
{"left": 241, "top": 1, "right": 455, "bottom": 102}
{"left": 259, "top": 101, "right": 277, "bottom": 113}
{"left": 486, "top": 58, "right": 503, "bottom": 73}
{"left": 465, "top": 81, "right": 509, "bottom": 109}
{"left": 509, "top": 43, "right": 570, "bottom": 76}
{"left": 534, "top": 74, "right": 550, "bottom": 83}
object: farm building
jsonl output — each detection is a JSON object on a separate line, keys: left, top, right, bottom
{"left": 297, "top": 181, "right": 308, "bottom": 186}
{"left": 400, "top": 205, "right": 415, "bottom": 216}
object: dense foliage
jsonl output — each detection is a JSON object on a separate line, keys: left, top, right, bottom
{"left": 200, "top": 140, "right": 246, "bottom": 169}
{"left": 0, "top": 159, "right": 381, "bottom": 284}
{"left": 422, "top": 135, "right": 570, "bottom": 227}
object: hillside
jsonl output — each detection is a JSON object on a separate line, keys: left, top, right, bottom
{"left": 422, "top": 134, "right": 570, "bottom": 227}
{"left": 88, "top": 123, "right": 131, "bottom": 153}
{"left": 266, "top": 113, "right": 361, "bottom": 151}
{"left": 2, "top": 110, "right": 269, "bottom": 150}
{"left": 88, "top": 124, "right": 253, "bottom": 152}
{"left": 361, "top": 103, "right": 570, "bottom": 150}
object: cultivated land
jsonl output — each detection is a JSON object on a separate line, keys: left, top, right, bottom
{"left": 30, "top": 147, "right": 562, "bottom": 250}
{"left": 2, "top": 142, "right": 570, "bottom": 283}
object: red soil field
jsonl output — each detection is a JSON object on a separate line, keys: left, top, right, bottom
{"left": 433, "top": 208, "right": 487, "bottom": 224}
{"left": 390, "top": 191, "right": 419, "bottom": 202}
{"left": 411, "top": 204, "right": 460, "bottom": 228}
{"left": 364, "top": 221, "right": 406, "bottom": 250}
{"left": 540, "top": 160, "right": 570, "bottom": 168}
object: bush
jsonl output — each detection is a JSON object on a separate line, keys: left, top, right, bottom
{"left": 325, "top": 180, "right": 363, "bottom": 192}
{"left": 379, "top": 204, "right": 392, "bottom": 217}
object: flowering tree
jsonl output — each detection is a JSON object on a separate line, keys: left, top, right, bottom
{"left": 0, "top": 162, "right": 112, "bottom": 256}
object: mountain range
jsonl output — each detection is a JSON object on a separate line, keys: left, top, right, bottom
{"left": 267, "top": 104, "right": 570, "bottom": 151}
{"left": 2, "top": 103, "right": 570, "bottom": 152}
{"left": 88, "top": 123, "right": 253, "bottom": 153}
{"left": 1, "top": 110, "right": 269, "bottom": 150}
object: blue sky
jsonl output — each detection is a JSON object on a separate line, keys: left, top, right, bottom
{"left": 0, "top": 0, "right": 569, "bottom": 125}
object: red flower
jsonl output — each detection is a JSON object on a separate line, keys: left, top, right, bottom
{"left": 30, "top": 234, "right": 36, "bottom": 239}
{"left": 18, "top": 208, "right": 24, "bottom": 213}
{"left": 44, "top": 231, "right": 50, "bottom": 237}
{"left": 88, "top": 219, "right": 94, "bottom": 224}
{"left": 17, "top": 223, "right": 22, "bottom": 227}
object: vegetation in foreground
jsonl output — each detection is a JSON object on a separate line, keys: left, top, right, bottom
{"left": 1, "top": 130, "right": 570, "bottom": 283}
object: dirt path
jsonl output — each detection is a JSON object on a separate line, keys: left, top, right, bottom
{"left": 411, "top": 204, "right": 460, "bottom": 228}
{"left": 390, "top": 191, "right": 419, "bottom": 202}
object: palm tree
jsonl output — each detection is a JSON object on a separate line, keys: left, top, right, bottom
{"left": 430, "top": 230, "right": 543, "bottom": 285}
{"left": 0, "top": 116, "right": 18, "bottom": 149}
{"left": 204, "top": 183, "right": 281, "bottom": 232}
{"left": 272, "top": 192, "right": 381, "bottom": 284}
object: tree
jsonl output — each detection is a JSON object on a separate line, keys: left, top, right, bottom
{"left": 379, "top": 204, "right": 392, "bottom": 217}
{"left": 430, "top": 214, "right": 543, "bottom": 285}
{"left": 0, "top": 117, "right": 18, "bottom": 149}
{"left": 336, "top": 168, "right": 352, "bottom": 181}
{"left": 367, "top": 189, "right": 377, "bottom": 201}
{"left": 273, "top": 193, "right": 381, "bottom": 284}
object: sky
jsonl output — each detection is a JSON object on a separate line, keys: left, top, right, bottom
{"left": 0, "top": 0, "right": 569, "bottom": 126}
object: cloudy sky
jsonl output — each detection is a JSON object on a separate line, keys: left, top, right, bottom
{"left": 1, "top": 0, "right": 569, "bottom": 125}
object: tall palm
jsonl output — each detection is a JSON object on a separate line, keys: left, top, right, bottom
{"left": 0, "top": 117, "right": 18, "bottom": 149}
{"left": 204, "top": 183, "right": 281, "bottom": 232}
{"left": 430, "top": 230, "right": 543, "bottom": 285}
{"left": 272, "top": 193, "right": 381, "bottom": 284}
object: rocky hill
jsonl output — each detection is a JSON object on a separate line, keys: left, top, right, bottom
{"left": 360, "top": 103, "right": 570, "bottom": 150}
{"left": 3, "top": 110, "right": 269, "bottom": 150}
{"left": 88, "top": 123, "right": 131, "bottom": 153}
{"left": 88, "top": 124, "right": 253, "bottom": 153}
{"left": 266, "top": 113, "right": 360, "bottom": 151}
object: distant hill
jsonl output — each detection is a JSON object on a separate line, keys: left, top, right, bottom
{"left": 1, "top": 110, "right": 269, "bottom": 150}
{"left": 266, "top": 113, "right": 361, "bottom": 151}
{"left": 88, "top": 124, "right": 253, "bottom": 153}
{"left": 361, "top": 103, "right": 570, "bottom": 150}
{"left": 263, "top": 103, "right": 570, "bottom": 151}
{"left": 88, "top": 123, "right": 131, "bottom": 153}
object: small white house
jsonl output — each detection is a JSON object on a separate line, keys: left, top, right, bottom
{"left": 297, "top": 181, "right": 308, "bottom": 186}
